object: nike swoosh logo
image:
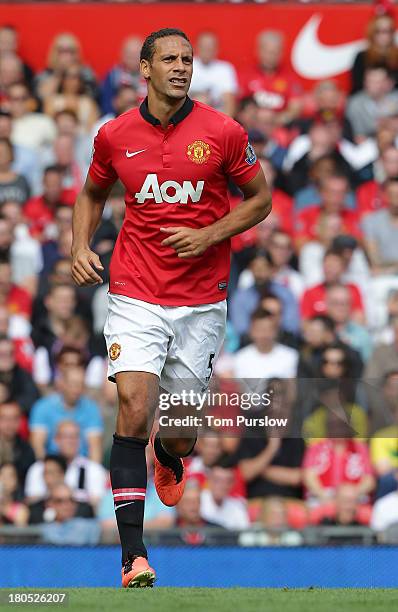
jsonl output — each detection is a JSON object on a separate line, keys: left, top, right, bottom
{"left": 292, "top": 14, "right": 366, "bottom": 79}
{"left": 115, "top": 501, "right": 135, "bottom": 511}
{"left": 126, "top": 149, "right": 146, "bottom": 158}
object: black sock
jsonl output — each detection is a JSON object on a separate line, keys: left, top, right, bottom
{"left": 110, "top": 434, "right": 148, "bottom": 564}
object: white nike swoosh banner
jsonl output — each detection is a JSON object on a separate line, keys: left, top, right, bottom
{"left": 292, "top": 14, "right": 366, "bottom": 79}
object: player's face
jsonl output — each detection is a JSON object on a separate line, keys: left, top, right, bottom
{"left": 142, "top": 36, "right": 193, "bottom": 100}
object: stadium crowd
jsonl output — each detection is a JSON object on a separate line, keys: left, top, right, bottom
{"left": 2, "top": 7, "right": 398, "bottom": 545}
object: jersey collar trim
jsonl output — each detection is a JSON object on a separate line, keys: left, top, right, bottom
{"left": 139, "top": 96, "right": 194, "bottom": 126}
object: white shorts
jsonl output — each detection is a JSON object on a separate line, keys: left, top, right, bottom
{"left": 103, "top": 293, "right": 227, "bottom": 394}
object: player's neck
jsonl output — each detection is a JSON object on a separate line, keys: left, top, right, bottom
{"left": 147, "top": 92, "right": 187, "bottom": 129}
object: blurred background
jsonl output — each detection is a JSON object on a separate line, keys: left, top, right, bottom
{"left": 1, "top": 0, "right": 398, "bottom": 588}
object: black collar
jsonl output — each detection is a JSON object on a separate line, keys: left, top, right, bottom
{"left": 139, "top": 96, "right": 194, "bottom": 126}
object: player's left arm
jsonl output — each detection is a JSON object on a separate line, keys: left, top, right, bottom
{"left": 161, "top": 169, "right": 271, "bottom": 258}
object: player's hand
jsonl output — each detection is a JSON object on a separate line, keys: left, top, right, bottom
{"left": 160, "top": 226, "right": 212, "bottom": 258}
{"left": 71, "top": 247, "right": 104, "bottom": 286}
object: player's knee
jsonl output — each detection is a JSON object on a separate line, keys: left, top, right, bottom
{"left": 117, "top": 390, "right": 151, "bottom": 438}
{"left": 161, "top": 437, "right": 196, "bottom": 458}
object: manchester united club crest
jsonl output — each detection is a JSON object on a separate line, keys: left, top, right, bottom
{"left": 109, "top": 342, "right": 121, "bottom": 361}
{"left": 187, "top": 140, "right": 211, "bottom": 164}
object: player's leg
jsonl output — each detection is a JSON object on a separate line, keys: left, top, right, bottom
{"left": 111, "top": 371, "right": 158, "bottom": 588}
{"left": 104, "top": 293, "right": 170, "bottom": 587}
{"left": 152, "top": 300, "right": 227, "bottom": 506}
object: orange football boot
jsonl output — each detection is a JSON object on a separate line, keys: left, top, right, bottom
{"left": 121, "top": 555, "right": 156, "bottom": 588}
{"left": 151, "top": 432, "right": 187, "bottom": 507}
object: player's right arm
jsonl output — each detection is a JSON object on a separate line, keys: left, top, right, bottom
{"left": 72, "top": 123, "right": 117, "bottom": 286}
{"left": 71, "top": 177, "right": 114, "bottom": 286}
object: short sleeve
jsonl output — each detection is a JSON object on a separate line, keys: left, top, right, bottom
{"left": 222, "top": 119, "right": 260, "bottom": 186}
{"left": 88, "top": 123, "right": 118, "bottom": 188}
{"left": 84, "top": 400, "right": 104, "bottom": 434}
{"left": 29, "top": 398, "right": 50, "bottom": 431}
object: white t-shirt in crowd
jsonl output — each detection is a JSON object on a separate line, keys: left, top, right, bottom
{"left": 232, "top": 343, "right": 299, "bottom": 380}
{"left": 190, "top": 58, "right": 238, "bottom": 109}
{"left": 200, "top": 489, "right": 249, "bottom": 530}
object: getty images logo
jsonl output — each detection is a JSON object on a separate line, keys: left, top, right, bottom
{"left": 135, "top": 174, "right": 204, "bottom": 204}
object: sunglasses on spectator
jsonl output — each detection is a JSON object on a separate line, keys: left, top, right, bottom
{"left": 51, "top": 496, "right": 74, "bottom": 503}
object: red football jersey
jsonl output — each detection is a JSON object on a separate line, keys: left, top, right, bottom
{"left": 89, "top": 97, "right": 260, "bottom": 306}
{"left": 240, "top": 67, "right": 302, "bottom": 111}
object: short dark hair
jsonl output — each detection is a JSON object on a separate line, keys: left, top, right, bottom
{"left": 250, "top": 307, "right": 275, "bottom": 324}
{"left": 44, "top": 165, "right": 63, "bottom": 177}
{"left": 140, "top": 28, "right": 191, "bottom": 63}
{"left": 44, "top": 454, "right": 67, "bottom": 474}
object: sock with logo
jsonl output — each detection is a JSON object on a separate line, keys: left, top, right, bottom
{"left": 110, "top": 434, "right": 148, "bottom": 563}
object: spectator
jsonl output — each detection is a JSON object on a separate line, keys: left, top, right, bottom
{"left": 0, "top": 53, "right": 24, "bottom": 102}
{"left": 91, "top": 85, "right": 138, "bottom": 144}
{"left": 29, "top": 364, "right": 103, "bottom": 461}
{"left": 0, "top": 137, "right": 30, "bottom": 206}
{"left": 0, "top": 25, "right": 34, "bottom": 87}
{"left": 284, "top": 124, "right": 365, "bottom": 195}
{"left": 351, "top": 12, "right": 398, "bottom": 94}
{"left": 370, "top": 371, "right": 398, "bottom": 496}
{"left": 7, "top": 82, "right": 56, "bottom": 150}
{"left": 303, "top": 410, "right": 374, "bottom": 506}
{"left": 34, "top": 33, "right": 97, "bottom": 103}
{"left": 31, "top": 282, "right": 77, "bottom": 355}
{"left": 302, "top": 343, "right": 368, "bottom": 442}
{"left": 39, "top": 483, "right": 100, "bottom": 545}
{"left": 0, "top": 335, "right": 39, "bottom": 414}
{"left": 356, "top": 146, "right": 398, "bottom": 217}
{"left": 200, "top": 461, "right": 249, "bottom": 530}
{"left": 0, "top": 462, "right": 28, "bottom": 526}
{"left": 101, "top": 36, "right": 145, "bottom": 115}
{"left": 364, "top": 315, "right": 398, "bottom": 413}
{"left": 23, "top": 165, "right": 75, "bottom": 241}
{"left": 0, "top": 109, "right": 40, "bottom": 194}
{"left": 190, "top": 31, "right": 238, "bottom": 116}
{"left": 319, "top": 484, "right": 365, "bottom": 530}
{"left": 25, "top": 420, "right": 107, "bottom": 508}
{"left": 252, "top": 158, "right": 293, "bottom": 235}
{"left": 362, "top": 176, "right": 398, "bottom": 274}
{"left": 266, "top": 229, "right": 304, "bottom": 300}
{"left": 325, "top": 284, "right": 372, "bottom": 362}
{"left": 230, "top": 250, "right": 300, "bottom": 339}
{"left": 26, "top": 454, "right": 72, "bottom": 517}
{"left": 295, "top": 175, "right": 361, "bottom": 249}
{"left": 232, "top": 309, "right": 299, "bottom": 379}
{"left": 240, "top": 30, "right": 302, "bottom": 126}
{"left": 346, "top": 66, "right": 398, "bottom": 141}
{"left": 43, "top": 133, "right": 84, "bottom": 192}
{"left": 294, "top": 155, "right": 356, "bottom": 212}
{"left": 300, "top": 250, "right": 365, "bottom": 323}
{"left": 232, "top": 379, "right": 304, "bottom": 501}
{"left": 0, "top": 401, "right": 35, "bottom": 485}
{"left": 44, "top": 66, "right": 99, "bottom": 134}
{"left": 175, "top": 479, "right": 218, "bottom": 535}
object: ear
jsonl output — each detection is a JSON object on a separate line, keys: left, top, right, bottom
{"left": 140, "top": 58, "right": 151, "bottom": 81}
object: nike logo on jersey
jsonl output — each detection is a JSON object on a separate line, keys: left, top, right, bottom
{"left": 292, "top": 14, "right": 366, "bottom": 79}
{"left": 126, "top": 149, "right": 146, "bottom": 158}
{"left": 135, "top": 173, "right": 204, "bottom": 204}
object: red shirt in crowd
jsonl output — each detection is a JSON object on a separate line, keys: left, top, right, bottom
{"left": 295, "top": 206, "right": 362, "bottom": 244}
{"left": 300, "top": 281, "right": 364, "bottom": 319}
{"left": 356, "top": 181, "right": 387, "bottom": 218}
{"left": 23, "top": 189, "right": 76, "bottom": 239}
{"left": 89, "top": 97, "right": 260, "bottom": 306}
{"left": 6, "top": 285, "right": 32, "bottom": 318}
{"left": 303, "top": 439, "right": 373, "bottom": 495}
{"left": 240, "top": 67, "right": 302, "bottom": 112}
